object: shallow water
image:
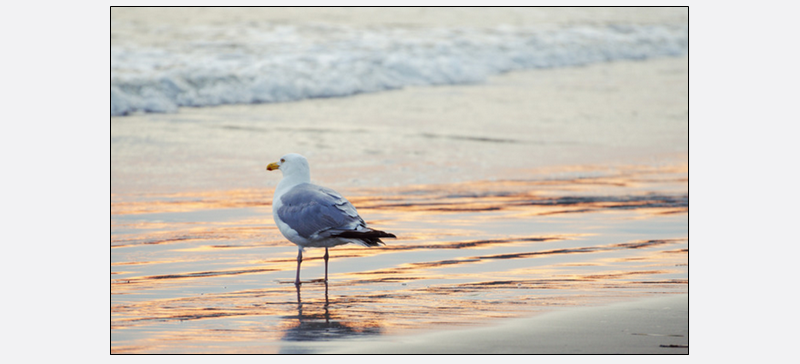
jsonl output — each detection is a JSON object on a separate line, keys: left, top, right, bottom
{"left": 111, "top": 162, "right": 687, "bottom": 353}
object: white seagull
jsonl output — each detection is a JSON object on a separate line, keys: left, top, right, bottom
{"left": 266, "top": 153, "right": 395, "bottom": 286}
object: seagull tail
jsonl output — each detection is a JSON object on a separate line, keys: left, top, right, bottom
{"left": 332, "top": 228, "right": 396, "bottom": 247}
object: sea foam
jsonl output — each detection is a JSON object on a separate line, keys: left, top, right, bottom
{"left": 111, "top": 22, "right": 687, "bottom": 116}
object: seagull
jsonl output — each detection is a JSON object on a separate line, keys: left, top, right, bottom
{"left": 266, "top": 153, "right": 396, "bottom": 286}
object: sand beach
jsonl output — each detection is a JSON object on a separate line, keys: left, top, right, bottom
{"left": 331, "top": 294, "right": 688, "bottom": 354}
{"left": 111, "top": 7, "right": 688, "bottom": 354}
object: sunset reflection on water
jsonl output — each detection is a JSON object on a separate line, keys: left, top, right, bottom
{"left": 111, "top": 163, "right": 687, "bottom": 353}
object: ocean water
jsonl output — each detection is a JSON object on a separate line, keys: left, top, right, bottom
{"left": 111, "top": 8, "right": 687, "bottom": 116}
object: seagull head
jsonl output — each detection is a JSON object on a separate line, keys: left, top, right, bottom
{"left": 267, "top": 153, "right": 310, "bottom": 179}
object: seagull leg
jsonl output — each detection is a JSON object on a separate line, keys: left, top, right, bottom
{"left": 324, "top": 247, "right": 329, "bottom": 283}
{"left": 295, "top": 249, "right": 303, "bottom": 286}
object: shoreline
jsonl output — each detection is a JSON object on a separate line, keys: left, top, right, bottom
{"left": 326, "top": 293, "right": 688, "bottom": 354}
{"left": 112, "top": 55, "right": 688, "bottom": 195}
{"left": 111, "top": 54, "right": 688, "bottom": 353}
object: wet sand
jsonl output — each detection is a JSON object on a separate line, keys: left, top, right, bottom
{"left": 111, "top": 55, "right": 687, "bottom": 193}
{"left": 331, "top": 293, "right": 688, "bottom": 354}
{"left": 111, "top": 56, "right": 688, "bottom": 354}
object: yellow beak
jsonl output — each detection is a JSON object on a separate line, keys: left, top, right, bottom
{"left": 266, "top": 162, "right": 280, "bottom": 171}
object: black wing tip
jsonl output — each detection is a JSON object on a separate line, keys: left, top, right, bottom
{"left": 332, "top": 229, "right": 397, "bottom": 246}
{"left": 377, "top": 231, "right": 397, "bottom": 239}
{"left": 374, "top": 229, "right": 396, "bottom": 239}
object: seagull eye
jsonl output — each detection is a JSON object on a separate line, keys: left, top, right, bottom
{"left": 281, "top": 158, "right": 285, "bottom": 163}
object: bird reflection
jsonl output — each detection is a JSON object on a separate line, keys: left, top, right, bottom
{"left": 280, "top": 281, "right": 382, "bottom": 343}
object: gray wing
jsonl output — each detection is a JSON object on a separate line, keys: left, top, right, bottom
{"left": 277, "top": 183, "right": 365, "bottom": 239}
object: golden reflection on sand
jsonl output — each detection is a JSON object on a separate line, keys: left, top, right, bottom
{"left": 111, "top": 189, "right": 271, "bottom": 215}
{"left": 111, "top": 163, "right": 687, "bottom": 353}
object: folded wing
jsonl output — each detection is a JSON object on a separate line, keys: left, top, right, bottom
{"left": 277, "top": 183, "right": 395, "bottom": 246}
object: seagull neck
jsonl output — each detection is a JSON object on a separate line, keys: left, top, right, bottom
{"left": 276, "top": 172, "right": 310, "bottom": 194}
